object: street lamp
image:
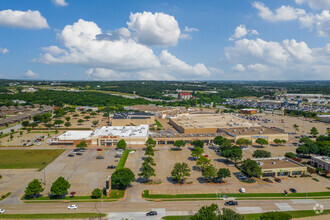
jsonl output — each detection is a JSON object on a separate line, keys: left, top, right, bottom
{"left": 41, "top": 162, "right": 46, "bottom": 185}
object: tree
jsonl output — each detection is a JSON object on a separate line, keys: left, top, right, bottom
{"left": 145, "top": 146, "right": 154, "bottom": 156}
{"left": 84, "top": 116, "right": 90, "bottom": 120}
{"left": 253, "top": 150, "right": 271, "bottom": 158}
{"left": 173, "top": 140, "right": 185, "bottom": 150}
{"left": 191, "top": 146, "right": 204, "bottom": 158}
{"left": 255, "top": 138, "right": 268, "bottom": 147}
{"left": 92, "top": 120, "right": 98, "bottom": 126}
{"left": 103, "top": 113, "right": 109, "bottom": 117}
{"left": 50, "top": 177, "right": 71, "bottom": 198}
{"left": 196, "top": 156, "right": 211, "bottom": 169}
{"left": 90, "top": 112, "right": 97, "bottom": 117}
{"left": 77, "top": 119, "right": 84, "bottom": 125}
{"left": 33, "top": 115, "right": 43, "bottom": 123}
{"left": 221, "top": 208, "right": 244, "bottom": 220}
{"left": 171, "top": 162, "right": 191, "bottom": 184}
{"left": 111, "top": 168, "right": 135, "bottom": 190}
{"left": 293, "top": 124, "right": 299, "bottom": 132}
{"left": 260, "top": 212, "right": 292, "bottom": 220}
{"left": 191, "top": 140, "right": 204, "bottom": 148}
{"left": 285, "top": 152, "right": 295, "bottom": 158}
{"left": 30, "top": 122, "right": 38, "bottom": 128}
{"left": 73, "top": 114, "right": 79, "bottom": 117}
{"left": 241, "top": 159, "right": 262, "bottom": 178}
{"left": 117, "top": 139, "right": 127, "bottom": 150}
{"left": 65, "top": 117, "right": 71, "bottom": 122}
{"left": 91, "top": 188, "right": 102, "bottom": 198}
{"left": 236, "top": 138, "right": 251, "bottom": 147}
{"left": 64, "top": 122, "right": 71, "bottom": 127}
{"left": 191, "top": 203, "right": 219, "bottom": 220}
{"left": 145, "top": 138, "right": 156, "bottom": 148}
{"left": 219, "top": 138, "right": 232, "bottom": 151}
{"left": 217, "top": 168, "right": 231, "bottom": 182}
{"left": 296, "top": 145, "right": 309, "bottom": 156}
{"left": 230, "top": 146, "right": 243, "bottom": 163}
{"left": 24, "top": 179, "right": 44, "bottom": 199}
{"left": 22, "top": 120, "right": 30, "bottom": 127}
{"left": 214, "top": 136, "right": 224, "bottom": 146}
{"left": 53, "top": 120, "right": 64, "bottom": 128}
{"left": 76, "top": 141, "right": 87, "bottom": 149}
{"left": 310, "top": 127, "right": 319, "bottom": 136}
{"left": 143, "top": 157, "right": 156, "bottom": 166}
{"left": 138, "top": 163, "right": 156, "bottom": 181}
{"left": 202, "top": 165, "right": 217, "bottom": 181}
{"left": 274, "top": 139, "right": 282, "bottom": 145}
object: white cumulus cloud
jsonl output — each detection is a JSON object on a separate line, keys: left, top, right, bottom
{"left": 0, "top": 9, "right": 49, "bottom": 29}
{"left": 0, "top": 47, "right": 9, "bottom": 54}
{"left": 184, "top": 26, "right": 199, "bottom": 32}
{"left": 295, "top": 0, "right": 330, "bottom": 10}
{"left": 52, "top": 0, "right": 68, "bottom": 7}
{"left": 127, "top": 11, "right": 181, "bottom": 46}
{"left": 24, "top": 69, "right": 39, "bottom": 78}
{"left": 37, "top": 17, "right": 212, "bottom": 80}
{"left": 229, "top": 24, "right": 259, "bottom": 40}
{"left": 232, "top": 64, "right": 246, "bottom": 72}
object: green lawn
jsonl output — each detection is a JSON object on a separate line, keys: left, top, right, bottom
{"left": 155, "top": 119, "right": 163, "bottom": 128}
{"left": 0, "top": 213, "right": 106, "bottom": 219}
{"left": 116, "top": 150, "right": 131, "bottom": 169}
{"left": 143, "top": 190, "right": 330, "bottom": 199}
{"left": 0, "top": 149, "right": 65, "bottom": 170}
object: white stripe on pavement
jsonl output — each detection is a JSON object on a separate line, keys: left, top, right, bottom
{"left": 275, "top": 203, "right": 294, "bottom": 211}
{"left": 291, "top": 199, "right": 316, "bottom": 204}
{"left": 236, "top": 207, "right": 263, "bottom": 213}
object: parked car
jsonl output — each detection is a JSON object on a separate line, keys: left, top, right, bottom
{"left": 76, "top": 152, "right": 83, "bottom": 156}
{"left": 146, "top": 211, "right": 157, "bottom": 216}
{"left": 0, "top": 209, "right": 5, "bottom": 214}
{"left": 73, "top": 149, "right": 80, "bottom": 152}
{"left": 68, "top": 154, "right": 74, "bottom": 157}
{"left": 115, "top": 155, "right": 121, "bottom": 158}
{"left": 67, "top": 204, "right": 78, "bottom": 210}
{"left": 107, "top": 165, "right": 116, "bottom": 169}
{"left": 275, "top": 178, "right": 281, "bottom": 183}
{"left": 290, "top": 188, "right": 297, "bottom": 193}
{"left": 129, "top": 151, "right": 135, "bottom": 154}
{"left": 97, "top": 148, "right": 102, "bottom": 151}
{"left": 96, "top": 156, "right": 104, "bottom": 159}
{"left": 225, "top": 201, "right": 238, "bottom": 206}
{"left": 80, "top": 149, "right": 86, "bottom": 152}
{"left": 239, "top": 188, "right": 246, "bottom": 193}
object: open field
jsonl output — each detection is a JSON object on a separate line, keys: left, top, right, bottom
{"left": 0, "top": 149, "right": 64, "bottom": 169}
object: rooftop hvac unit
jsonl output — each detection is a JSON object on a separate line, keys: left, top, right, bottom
{"left": 272, "top": 162, "right": 276, "bottom": 164}
{"left": 259, "top": 131, "right": 263, "bottom": 134}
{"left": 253, "top": 129, "right": 256, "bottom": 131}
{"left": 261, "top": 128, "right": 265, "bottom": 131}
{"left": 233, "top": 129, "right": 236, "bottom": 132}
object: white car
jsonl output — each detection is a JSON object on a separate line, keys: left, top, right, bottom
{"left": 0, "top": 209, "right": 5, "bottom": 214}
{"left": 239, "top": 188, "right": 246, "bottom": 193}
{"left": 129, "top": 151, "right": 135, "bottom": 154}
{"left": 67, "top": 204, "right": 78, "bottom": 210}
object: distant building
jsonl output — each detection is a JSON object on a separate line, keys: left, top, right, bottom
{"left": 111, "top": 112, "right": 155, "bottom": 126}
{"left": 22, "top": 87, "right": 38, "bottom": 93}
{"left": 178, "top": 92, "right": 193, "bottom": 100}
{"left": 11, "top": 100, "right": 26, "bottom": 104}
{"left": 310, "top": 156, "right": 330, "bottom": 174}
{"left": 241, "top": 109, "right": 258, "bottom": 114}
{"left": 317, "top": 115, "right": 330, "bottom": 123}
{"left": 75, "top": 106, "right": 98, "bottom": 111}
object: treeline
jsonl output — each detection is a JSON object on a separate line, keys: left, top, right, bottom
{"left": 285, "top": 110, "right": 317, "bottom": 118}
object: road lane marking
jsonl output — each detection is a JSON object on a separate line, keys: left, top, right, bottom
{"left": 236, "top": 207, "right": 263, "bottom": 213}
{"left": 275, "top": 203, "right": 294, "bottom": 211}
{"left": 291, "top": 199, "right": 316, "bottom": 204}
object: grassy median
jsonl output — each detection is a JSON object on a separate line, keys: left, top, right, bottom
{"left": 0, "top": 149, "right": 65, "bottom": 170}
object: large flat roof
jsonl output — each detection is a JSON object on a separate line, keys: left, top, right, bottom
{"left": 92, "top": 125, "right": 149, "bottom": 137}
{"left": 220, "top": 126, "right": 283, "bottom": 136}
{"left": 256, "top": 158, "right": 303, "bottom": 170}
{"left": 113, "top": 112, "right": 153, "bottom": 119}
{"left": 57, "top": 131, "right": 93, "bottom": 140}
{"left": 171, "top": 114, "right": 259, "bottom": 129}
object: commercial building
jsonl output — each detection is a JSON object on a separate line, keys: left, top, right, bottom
{"left": 254, "top": 157, "right": 307, "bottom": 178}
{"left": 75, "top": 106, "right": 98, "bottom": 111}
{"left": 169, "top": 114, "right": 258, "bottom": 134}
{"left": 219, "top": 126, "right": 288, "bottom": 144}
{"left": 111, "top": 112, "right": 155, "bottom": 126}
{"left": 317, "top": 115, "right": 330, "bottom": 123}
{"left": 241, "top": 109, "right": 258, "bottom": 114}
{"left": 310, "top": 156, "right": 330, "bottom": 174}
{"left": 52, "top": 125, "right": 149, "bottom": 147}
{"left": 178, "top": 92, "right": 193, "bottom": 100}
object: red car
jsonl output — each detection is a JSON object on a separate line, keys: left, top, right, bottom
{"left": 204, "top": 155, "right": 209, "bottom": 157}
{"left": 97, "top": 148, "right": 102, "bottom": 151}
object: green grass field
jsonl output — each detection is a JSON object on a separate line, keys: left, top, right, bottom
{"left": 0, "top": 213, "right": 106, "bottom": 219}
{"left": 0, "top": 149, "right": 65, "bottom": 170}
{"left": 116, "top": 150, "right": 131, "bottom": 169}
{"left": 155, "top": 119, "right": 163, "bottom": 128}
{"left": 143, "top": 190, "right": 330, "bottom": 199}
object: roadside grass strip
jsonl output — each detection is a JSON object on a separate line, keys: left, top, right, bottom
{"left": 143, "top": 190, "right": 330, "bottom": 200}
{"left": 0, "top": 213, "right": 106, "bottom": 219}
{"left": 116, "top": 149, "right": 133, "bottom": 169}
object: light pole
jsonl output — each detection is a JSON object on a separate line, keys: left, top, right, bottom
{"left": 42, "top": 162, "right": 46, "bottom": 185}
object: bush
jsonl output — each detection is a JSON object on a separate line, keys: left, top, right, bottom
{"left": 285, "top": 152, "right": 295, "bottom": 158}
{"left": 91, "top": 188, "right": 102, "bottom": 198}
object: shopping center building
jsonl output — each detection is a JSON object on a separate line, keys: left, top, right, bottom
{"left": 51, "top": 125, "right": 149, "bottom": 147}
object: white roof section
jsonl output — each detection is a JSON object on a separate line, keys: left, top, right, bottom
{"left": 57, "top": 130, "right": 93, "bottom": 140}
{"left": 91, "top": 125, "right": 149, "bottom": 138}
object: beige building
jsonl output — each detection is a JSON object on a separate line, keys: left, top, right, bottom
{"left": 111, "top": 112, "right": 155, "bottom": 126}
{"left": 310, "top": 156, "right": 330, "bottom": 174}
{"left": 219, "top": 127, "right": 289, "bottom": 144}
{"left": 254, "top": 157, "right": 307, "bottom": 178}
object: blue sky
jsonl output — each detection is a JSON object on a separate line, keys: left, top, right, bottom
{"left": 0, "top": 0, "right": 329, "bottom": 80}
